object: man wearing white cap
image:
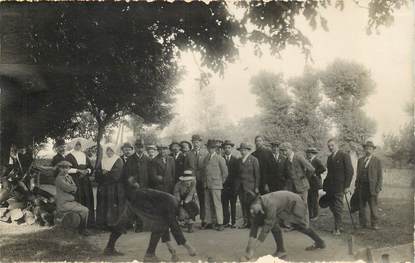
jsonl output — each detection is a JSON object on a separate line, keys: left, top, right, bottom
{"left": 174, "top": 170, "right": 199, "bottom": 233}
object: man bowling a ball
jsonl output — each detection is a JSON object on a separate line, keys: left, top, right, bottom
{"left": 241, "top": 191, "right": 326, "bottom": 261}
{"left": 103, "top": 176, "right": 197, "bottom": 262}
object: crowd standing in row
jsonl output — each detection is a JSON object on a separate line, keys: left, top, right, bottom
{"left": 51, "top": 134, "right": 383, "bottom": 259}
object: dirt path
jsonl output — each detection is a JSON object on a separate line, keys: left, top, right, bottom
{"left": 89, "top": 227, "right": 358, "bottom": 262}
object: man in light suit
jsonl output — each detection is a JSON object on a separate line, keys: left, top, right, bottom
{"left": 236, "top": 142, "right": 260, "bottom": 229}
{"left": 355, "top": 141, "right": 383, "bottom": 230}
{"left": 279, "top": 142, "right": 315, "bottom": 206}
{"left": 202, "top": 139, "right": 228, "bottom": 231}
{"left": 323, "top": 138, "right": 354, "bottom": 235}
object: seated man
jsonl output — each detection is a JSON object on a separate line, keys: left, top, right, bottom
{"left": 241, "top": 191, "right": 326, "bottom": 261}
{"left": 104, "top": 182, "right": 197, "bottom": 262}
{"left": 174, "top": 170, "right": 199, "bottom": 233}
{"left": 54, "top": 160, "right": 89, "bottom": 236}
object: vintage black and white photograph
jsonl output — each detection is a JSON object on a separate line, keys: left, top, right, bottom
{"left": 0, "top": 1, "right": 413, "bottom": 262}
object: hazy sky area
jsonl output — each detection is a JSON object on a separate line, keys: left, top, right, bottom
{"left": 170, "top": 2, "right": 414, "bottom": 145}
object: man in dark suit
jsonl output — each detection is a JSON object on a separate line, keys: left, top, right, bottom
{"left": 185, "top": 135, "right": 208, "bottom": 228}
{"left": 52, "top": 138, "right": 66, "bottom": 167}
{"left": 123, "top": 140, "right": 149, "bottom": 189}
{"left": 123, "top": 140, "right": 150, "bottom": 232}
{"left": 236, "top": 143, "right": 260, "bottom": 228}
{"left": 306, "top": 147, "right": 326, "bottom": 221}
{"left": 252, "top": 135, "right": 274, "bottom": 194}
{"left": 221, "top": 140, "right": 239, "bottom": 228}
{"left": 355, "top": 141, "right": 383, "bottom": 230}
{"left": 323, "top": 138, "right": 354, "bottom": 235}
{"left": 150, "top": 145, "right": 176, "bottom": 194}
{"left": 279, "top": 142, "right": 315, "bottom": 207}
{"left": 170, "top": 141, "right": 185, "bottom": 182}
{"left": 269, "top": 142, "right": 286, "bottom": 192}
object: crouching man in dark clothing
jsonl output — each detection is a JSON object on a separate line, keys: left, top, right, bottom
{"left": 103, "top": 181, "right": 197, "bottom": 262}
{"left": 241, "top": 191, "right": 326, "bottom": 261}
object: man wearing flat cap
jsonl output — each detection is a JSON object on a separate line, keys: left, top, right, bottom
{"left": 236, "top": 142, "right": 260, "bottom": 228}
{"left": 150, "top": 144, "right": 175, "bottom": 194}
{"left": 52, "top": 138, "right": 66, "bottom": 167}
{"left": 269, "top": 142, "right": 287, "bottom": 192}
{"left": 279, "top": 142, "right": 315, "bottom": 209}
{"left": 221, "top": 140, "right": 239, "bottom": 228}
{"left": 123, "top": 140, "right": 150, "bottom": 232}
{"left": 170, "top": 141, "right": 185, "bottom": 183}
{"left": 306, "top": 147, "right": 326, "bottom": 221}
{"left": 201, "top": 139, "right": 228, "bottom": 231}
{"left": 355, "top": 141, "right": 383, "bottom": 230}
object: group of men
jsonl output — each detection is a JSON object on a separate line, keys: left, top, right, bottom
{"left": 118, "top": 134, "right": 383, "bottom": 236}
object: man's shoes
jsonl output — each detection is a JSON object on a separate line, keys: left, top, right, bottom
{"left": 371, "top": 225, "right": 380, "bottom": 230}
{"left": 143, "top": 254, "right": 160, "bottom": 262}
{"left": 332, "top": 229, "right": 341, "bottom": 236}
{"left": 230, "top": 223, "right": 236, "bottom": 229}
{"left": 239, "top": 222, "right": 250, "bottom": 229}
{"left": 215, "top": 224, "right": 225, "bottom": 231}
{"left": 305, "top": 242, "right": 326, "bottom": 251}
{"left": 103, "top": 248, "right": 124, "bottom": 256}
{"left": 273, "top": 251, "right": 288, "bottom": 259}
{"left": 201, "top": 223, "right": 213, "bottom": 230}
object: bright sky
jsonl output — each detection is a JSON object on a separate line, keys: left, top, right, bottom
{"left": 171, "top": 3, "right": 414, "bottom": 145}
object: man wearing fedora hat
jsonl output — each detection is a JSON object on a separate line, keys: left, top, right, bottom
{"left": 306, "top": 147, "right": 326, "bottom": 221}
{"left": 170, "top": 141, "right": 185, "bottom": 183}
{"left": 221, "top": 140, "right": 239, "bottom": 228}
{"left": 355, "top": 141, "right": 383, "bottom": 230}
{"left": 186, "top": 135, "right": 208, "bottom": 228}
{"left": 236, "top": 142, "right": 260, "bottom": 229}
{"left": 202, "top": 139, "right": 228, "bottom": 231}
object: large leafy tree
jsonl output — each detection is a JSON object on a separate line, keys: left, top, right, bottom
{"left": 0, "top": 1, "right": 408, "bottom": 167}
{"left": 320, "top": 59, "right": 377, "bottom": 152}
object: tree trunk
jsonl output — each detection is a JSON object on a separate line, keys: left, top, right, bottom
{"left": 94, "top": 118, "right": 106, "bottom": 172}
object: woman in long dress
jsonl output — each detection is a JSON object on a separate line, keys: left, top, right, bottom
{"left": 96, "top": 144, "right": 125, "bottom": 229}
{"left": 65, "top": 140, "right": 95, "bottom": 226}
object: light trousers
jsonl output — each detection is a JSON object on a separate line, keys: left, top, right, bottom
{"left": 204, "top": 189, "right": 223, "bottom": 225}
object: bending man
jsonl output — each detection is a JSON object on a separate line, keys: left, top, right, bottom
{"left": 241, "top": 191, "right": 326, "bottom": 261}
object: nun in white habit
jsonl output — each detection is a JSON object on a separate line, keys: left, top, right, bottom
{"left": 65, "top": 139, "right": 95, "bottom": 226}
{"left": 96, "top": 144, "right": 126, "bottom": 229}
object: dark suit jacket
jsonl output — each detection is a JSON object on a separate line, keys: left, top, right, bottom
{"left": 355, "top": 155, "right": 383, "bottom": 195}
{"left": 309, "top": 157, "right": 326, "bottom": 190}
{"left": 252, "top": 147, "right": 275, "bottom": 192}
{"left": 284, "top": 154, "right": 314, "bottom": 193}
{"left": 236, "top": 155, "right": 260, "bottom": 192}
{"left": 323, "top": 150, "right": 354, "bottom": 194}
{"left": 223, "top": 154, "right": 240, "bottom": 192}
{"left": 185, "top": 149, "right": 207, "bottom": 182}
{"left": 269, "top": 153, "right": 287, "bottom": 191}
{"left": 123, "top": 153, "right": 149, "bottom": 188}
{"left": 150, "top": 155, "right": 175, "bottom": 194}
{"left": 171, "top": 152, "right": 185, "bottom": 181}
